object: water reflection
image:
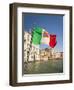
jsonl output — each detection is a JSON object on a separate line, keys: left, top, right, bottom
{"left": 24, "top": 60, "right": 63, "bottom": 74}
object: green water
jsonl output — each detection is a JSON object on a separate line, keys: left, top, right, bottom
{"left": 24, "top": 60, "right": 63, "bottom": 74}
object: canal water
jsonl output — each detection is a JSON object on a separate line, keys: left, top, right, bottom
{"left": 24, "top": 60, "right": 63, "bottom": 74}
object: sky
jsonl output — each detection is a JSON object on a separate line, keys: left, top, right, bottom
{"left": 23, "top": 13, "right": 63, "bottom": 52}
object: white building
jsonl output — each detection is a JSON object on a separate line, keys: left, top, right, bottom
{"left": 24, "top": 31, "right": 40, "bottom": 62}
{"left": 55, "top": 52, "right": 63, "bottom": 59}
{"left": 40, "top": 48, "right": 52, "bottom": 60}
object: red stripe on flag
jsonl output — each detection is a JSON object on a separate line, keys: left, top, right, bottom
{"left": 49, "top": 34, "right": 57, "bottom": 48}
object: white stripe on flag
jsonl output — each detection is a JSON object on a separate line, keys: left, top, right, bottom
{"left": 41, "top": 29, "right": 50, "bottom": 46}
{"left": 41, "top": 37, "right": 50, "bottom": 45}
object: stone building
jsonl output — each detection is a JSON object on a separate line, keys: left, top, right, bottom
{"left": 40, "top": 48, "right": 53, "bottom": 61}
{"left": 55, "top": 52, "right": 63, "bottom": 59}
{"left": 40, "top": 49, "right": 48, "bottom": 61}
{"left": 40, "top": 48, "right": 63, "bottom": 60}
{"left": 24, "top": 31, "right": 40, "bottom": 62}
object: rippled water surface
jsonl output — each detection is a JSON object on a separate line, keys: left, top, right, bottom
{"left": 24, "top": 60, "right": 63, "bottom": 74}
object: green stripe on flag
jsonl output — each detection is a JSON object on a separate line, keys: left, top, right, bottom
{"left": 32, "top": 27, "right": 42, "bottom": 45}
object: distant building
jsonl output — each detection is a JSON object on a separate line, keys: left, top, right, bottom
{"left": 40, "top": 48, "right": 63, "bottom": 60}
{"left": 40, "top": 49, "right": 48, "bottom": 61}
{"left": 40, "top": 48, "right": 53, "bottom": 60}
{"left": 55, "top": 52, "right": 63, "bottom": 59}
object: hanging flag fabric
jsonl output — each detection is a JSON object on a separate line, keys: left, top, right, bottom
{"left": 32, "top": 27, "right": 50, "bottom": 46}
{"left": 32, "top": 27, "right": 43, "bottom": 45}
{"left": 49, "top": 34, "right": 57, "bottom": 48}
{"left": 41, "top": 31, "right": 50, "bottom": 45}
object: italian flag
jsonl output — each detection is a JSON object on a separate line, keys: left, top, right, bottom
{"left": 32, "top": 27, "right": 50, "bottom": 47}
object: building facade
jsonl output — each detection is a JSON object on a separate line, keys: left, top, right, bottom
{"left": 55, "top": 52, "right": 63, "bottom": 59}
{"left": 24, "top": 31, "right": 40, "bottom": 62}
